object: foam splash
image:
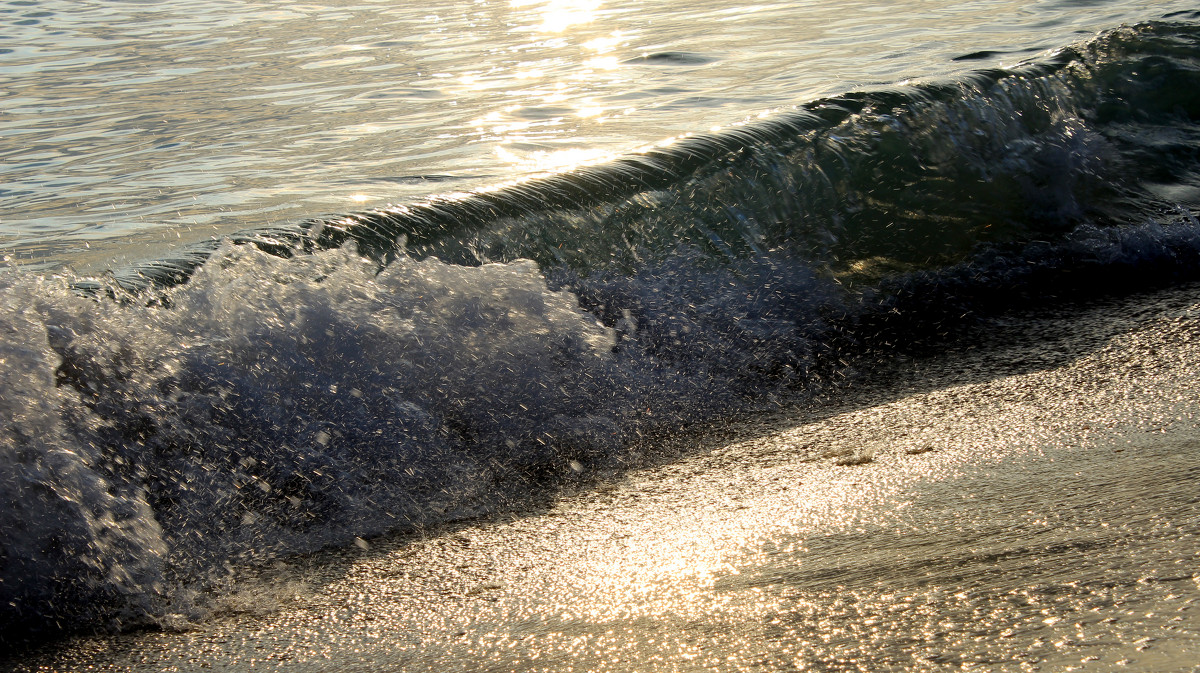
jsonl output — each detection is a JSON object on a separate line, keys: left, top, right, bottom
{"left": 2, "top": 241, "right": 849, "bottom": 638}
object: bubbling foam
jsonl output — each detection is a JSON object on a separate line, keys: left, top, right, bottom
{"left": 1, "top": 241, "right": 848, "bottom": 638}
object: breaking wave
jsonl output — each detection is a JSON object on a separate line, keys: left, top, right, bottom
{"left": 3, "top": 18, "right": 1200, "bottom": 643}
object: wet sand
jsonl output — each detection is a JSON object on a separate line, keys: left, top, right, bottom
{"left": 6, "top": 283, "right": 1200, "bottom": 672}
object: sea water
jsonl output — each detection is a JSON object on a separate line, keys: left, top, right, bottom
{"left": 1, "top": 0, "right": 1200, "bottom": 646}
{"left": 3, "top": 0, "right": 1197, "bottom": 268}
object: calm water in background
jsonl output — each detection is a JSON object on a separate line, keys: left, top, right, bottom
{"left": 1, "top": 0, "right": 1193, "bottom": 271}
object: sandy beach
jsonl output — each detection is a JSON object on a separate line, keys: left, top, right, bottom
{"left": 6, "top": 282, "right": 1200, "bottom": 672}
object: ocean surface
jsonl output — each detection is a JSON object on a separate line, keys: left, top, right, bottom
{"left": 2, "top": 0, "right": 1200, "bottom": 652}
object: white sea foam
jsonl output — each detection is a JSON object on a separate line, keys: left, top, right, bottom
{"left": 0, "top": 241, "right": 843, "bottom": 634}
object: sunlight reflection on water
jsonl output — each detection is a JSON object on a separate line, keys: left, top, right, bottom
{"left": 0, "top": 0, "right": 1192, "bottom": 267}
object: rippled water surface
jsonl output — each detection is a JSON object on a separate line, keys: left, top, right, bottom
{"left": 0, "top": 0, "right": 1194, "bottom": 268}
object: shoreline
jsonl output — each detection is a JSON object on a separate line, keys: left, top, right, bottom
{"left": 6, "top": 282, "right": 1200, "bottom": 671}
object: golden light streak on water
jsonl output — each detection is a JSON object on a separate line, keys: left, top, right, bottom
{"left": 494, "top": 144, "right": 617, "bottom": 172}
{"left": 513, "top": 0, "right": 604, "bottom": 33}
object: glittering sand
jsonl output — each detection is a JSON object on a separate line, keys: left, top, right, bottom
{"left": 7, "top": 284, "right": 1200, "bottom": 672}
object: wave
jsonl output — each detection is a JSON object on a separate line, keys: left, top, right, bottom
{"left": 3, "top": 18, "right": 1200, "bottom": 644}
